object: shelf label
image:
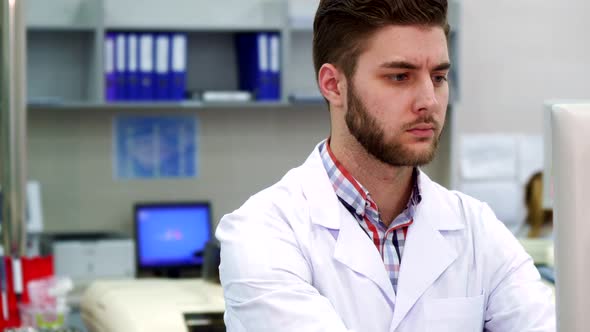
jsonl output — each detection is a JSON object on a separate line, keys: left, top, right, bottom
{"left": 128, "top": 34, "right": 138, "bottom": 71}
{"left": 172, "top": 34, "right": 187, "bottom": 72}
{"left": 140, "top": 34, "right": 154, "bottom": 72}
{"left": 156, "top": 35, "right": 170, "bottom": 74}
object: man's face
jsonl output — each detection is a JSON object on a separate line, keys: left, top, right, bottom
{"left": 344, "top": 25, "right": 450, "bottom": 167}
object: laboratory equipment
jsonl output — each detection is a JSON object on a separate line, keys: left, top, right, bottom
{"left": 42, "top": 233, "right": 135, "bottom": 284}
{"left": 80, "top": 278, "right": 224, "bottom": 332}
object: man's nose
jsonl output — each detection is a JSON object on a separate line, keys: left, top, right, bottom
{"left": 413, "top": 78, "right": 439, "bottom": 113}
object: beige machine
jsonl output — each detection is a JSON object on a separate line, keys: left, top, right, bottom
{"left": 80, "top": 279, "right": 225, "bottom": 332}
{"left": 551, "top": 103, "right": 590, "bottom": 332}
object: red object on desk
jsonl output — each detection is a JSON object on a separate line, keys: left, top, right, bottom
{"left": 20, "top": 256, "right": 54, "bottom": 304}
{"left": 0, "top": 256, "right": 54, "bottom": 329}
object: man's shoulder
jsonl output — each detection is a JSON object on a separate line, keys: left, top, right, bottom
{"left": 221, "top": 165, "right": 309, "bottom": 226}
{"left": 422, "top": 175, "right": 486, "bottom": 212}
{"left": 420, "top": 174, "right": 492, "bottom": 227}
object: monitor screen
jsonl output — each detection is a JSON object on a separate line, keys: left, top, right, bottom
{"left": 134, "top": 202, "right": 211, "bottom": 270}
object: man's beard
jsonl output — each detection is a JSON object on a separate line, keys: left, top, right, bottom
{"left": 345, "top": 83, "right": 442, "bottom": 167}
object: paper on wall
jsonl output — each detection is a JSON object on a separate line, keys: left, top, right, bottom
{"left": 460, "top": 181, "right": 526, "bottom": 233}
{"left": 517, "top": 135, "right": 544, "bottom": 184}
{"left": 460, "top": 135, "right": 518, "bottom": 180}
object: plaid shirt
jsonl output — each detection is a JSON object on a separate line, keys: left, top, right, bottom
{"left": 320, "top": 140, "right": 422, "bottom": 292}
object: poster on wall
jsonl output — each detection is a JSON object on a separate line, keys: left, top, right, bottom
{"left": 113, "top": 115, "right": 198, "bottom": 179}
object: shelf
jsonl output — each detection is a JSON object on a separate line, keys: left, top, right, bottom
{"left": 103, "top": 0, "right": 285, "bottom": 32}
{"left": 27, "top": 100, "right": 297, "bottom": 111}
{"left": 26, "top": 0, "right": 101, "bottom": 30}
{"left": 27, "top": 30, "right": 98, "bottom": 103}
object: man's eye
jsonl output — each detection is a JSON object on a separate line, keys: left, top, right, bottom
{"left": 433, "top": 75, "right": 448, "bottom": 83}
{"left": 389, "top": 74, "right": 408, "bottom": 82}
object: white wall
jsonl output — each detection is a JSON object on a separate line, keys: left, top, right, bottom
{"left": 451, "top": 0, "right": 590, "bottom": 231}
{"left": 456, "top": 0, "right": 590, "bottom": 135}
{"left": 452, "top": 0, "right": 590, "bottom": 190}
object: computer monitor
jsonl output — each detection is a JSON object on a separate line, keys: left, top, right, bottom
{"left": 134, "top": 201, "right": 212, "bottom": 278}
{"left": 542, "top": 99, "right": 590, "bottom": 209}
{"left": 550, "top": 103, "right": 590, "bottom": 330}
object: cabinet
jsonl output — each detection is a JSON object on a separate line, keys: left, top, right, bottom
{"left": 26, "top": 0, "right": 460, "bottom": 110}
{"left": 27, "top": 0, "right": 291, "bottom": 109}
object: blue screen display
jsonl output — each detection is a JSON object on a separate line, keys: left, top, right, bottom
{"left": 136, "top": 204, "right": 210, "bottom": 268}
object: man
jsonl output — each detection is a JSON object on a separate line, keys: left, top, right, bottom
{"left": 216, "top": 0, "right": 555, "bottom": 331}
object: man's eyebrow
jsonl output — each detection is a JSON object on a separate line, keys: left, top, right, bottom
{"left": 433, "top": 62, "right": 452, "bottom": 71}
{"left": 379, "top": 61, "right": 419, "bottom": 70}
{"left": 379, "top": 61, "right": 452, "bottom": 71}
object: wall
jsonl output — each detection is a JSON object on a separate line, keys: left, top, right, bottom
{"left": 456, "top": 0, "right": 590, "bottom": 136}
{"left": 447, "top": 0, "right": 590, "bottom": 232}
{"left": 28, "top": 106, "right": 330, "bottom": 233}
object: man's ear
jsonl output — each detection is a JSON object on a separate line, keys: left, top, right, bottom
{"left": 318, "top": 64, "right": 346, "bottom": 109}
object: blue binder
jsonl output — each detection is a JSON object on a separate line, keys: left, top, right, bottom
{"left": 115, "top": 32, "right": 128, "bottom": 100}
{"left": 170, "top": 33, "right": 187, "bottom": 101}
{"left": 236, "top": 32, "right": 273, "bottom": 101}
{"left": 155, "top": 33, "right": 172, "bottom": 100}
{"left": 126, "top": 33, "right": 140, "bottom": 100}
{"left": 269, "top": 33, "right": 281, "bottom": 101}
{"left": 138, "top": 33, "right": 155, "bottom": 100}
{"left": 104, "top": 32, "right": 116, "bottom": 102}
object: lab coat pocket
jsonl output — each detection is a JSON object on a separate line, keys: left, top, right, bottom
{"left": 424, "top": 294, "right": 485, "bottom": 332}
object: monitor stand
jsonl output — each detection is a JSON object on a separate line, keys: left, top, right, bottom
{"left": 154, "top": 268, "right": 182, "bottom": 279}
{"left": 149, "top": 267, "right": 202, "bottom": 279}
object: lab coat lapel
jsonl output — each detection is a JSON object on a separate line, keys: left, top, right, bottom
{"left": 389, "top": 175, "right": 462, "bottom": 331}
{"left": 333, "top": 205, "right": 396, "bottom": 303}
{"left": 300, "top": 143, "right": 396, "bottom": 303}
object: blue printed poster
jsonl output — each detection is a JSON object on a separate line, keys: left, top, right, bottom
{"left": 114, "top": 115, "right": 198, "bottom": 179}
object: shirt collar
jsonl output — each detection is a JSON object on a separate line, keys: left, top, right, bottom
{"left": 319, "top": 139, "right": 422, "bottom": 223}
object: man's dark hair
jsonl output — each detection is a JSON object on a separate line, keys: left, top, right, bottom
{"left": 313, "top": 0, "right": 450, "bottom": 79}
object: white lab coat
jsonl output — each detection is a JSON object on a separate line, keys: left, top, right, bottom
{"left": 216, "top": 143, "right": 555, "bottom": 331}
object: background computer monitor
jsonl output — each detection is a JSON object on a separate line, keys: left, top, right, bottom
{"left": 134, "top": 201, "right": 212, "bottom": 277}
{"left": 542, "top": 99, "right": 590, "bottom": 209}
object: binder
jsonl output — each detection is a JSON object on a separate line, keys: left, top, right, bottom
{"left": 236, "top": 32, "right": 272, "bottom": 101}
{"left": 257, "top": 33, "right": 273, "bottom": 100}
{"left": 104, "top": 33, "right": 116, "bottom": 102}
{"left": 170, "top": 33, "right": 187, "bottom": 101}
{"left": 139, "top": 33, "right": 155, "bottom": 100}
{"left": 155, "top": 33, "right": 172, "bottom": 100}
{"left": 235, "top": 33, "right": 255, "bottom": 94}
{"left": 126, "top": 33, "right": 140, "bottom": 100}
{"left": 115, "top": 32, "right": 128, "bottom": 100}
{"left": 269, "top": 33, "right": 281, "bottom": 101}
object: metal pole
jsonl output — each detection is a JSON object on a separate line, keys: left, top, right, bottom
{"left": 1, "top": 0, "right": 28, "bottom": 257}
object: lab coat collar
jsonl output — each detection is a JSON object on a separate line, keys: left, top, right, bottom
{"left": 300, "top": 141, "right": 342, "bottom": 230}
{"left": 299, "top": 142, "right": 397, "bottom": 303}
{"left": 300, "top": 142, "right": 465, "bottom": 330}
{"left": 300, "top": 142, "right": 464, "bottom": 232}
